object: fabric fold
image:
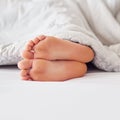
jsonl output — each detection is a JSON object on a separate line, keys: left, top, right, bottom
{"left": 0, "top": 0, "right": 120, "bottom": 72}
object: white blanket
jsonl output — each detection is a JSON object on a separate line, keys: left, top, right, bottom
{"left": 0, "top": 0, "right": 120, "bottom": 71}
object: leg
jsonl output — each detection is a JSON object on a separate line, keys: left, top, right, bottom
{"left": 18, "top": 59, "right": 87, "bottom": 81}
{"left": 22, "top": 35, "right": 94, "bottom": 63}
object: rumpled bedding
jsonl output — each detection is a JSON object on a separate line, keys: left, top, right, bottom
{"left": 0, "top": 0, "right": 120, "bottom": 71}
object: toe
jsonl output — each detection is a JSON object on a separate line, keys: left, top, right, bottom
{"left": 37, "top": 35, "right": 46, "bottom": 40}
{"left": 20, "top": 70, "right": 29, "bottom": 76}
{"left": 20, "top": 70, "right": 31, "bottom": 80}
{"left": 22, "top": 76, "right": 31, "bottom": 80}
{"left": 18, "top": 59, "right": 33, "bottom": 70}
{"left": 25, "top": 40, "right": 35, "bottom": 51}
{"left": 33, "top": 35, "right": 46, "bottom": 44}
{"left": 22, "top": 50, "right": 34, "bottom": 59}
{"left": 33, "top": 37, "right": 40, "bottom": 45}
{"left": 22, "top": 40, "right": 35, "bottom": 59}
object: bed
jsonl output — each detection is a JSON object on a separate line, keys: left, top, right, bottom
{"left": 0, "top": 0, "right": 120, "bottom": 119}
{"left": 0, "top": 65, "right": 120, "bottom": 120}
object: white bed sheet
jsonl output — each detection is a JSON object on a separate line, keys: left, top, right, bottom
{"left": 0, "top": 66, "right": 120, "bottom": 120}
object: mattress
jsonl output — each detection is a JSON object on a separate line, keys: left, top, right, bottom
{"left": 0, "top": 65, "right": 120, "bottom": 120}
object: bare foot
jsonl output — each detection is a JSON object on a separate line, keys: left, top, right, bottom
{"left": 22, "top": 35, "right": 94, "bottom": 63}
{"left": 18, "top": 59, "right": 87, "bottom": 81}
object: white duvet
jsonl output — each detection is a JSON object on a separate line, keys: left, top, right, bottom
{"left": 0, "top": 0, "right": 120, "bottom": 72}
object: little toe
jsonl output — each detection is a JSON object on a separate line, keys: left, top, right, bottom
{"left": 18, "top": 59, "right": 33, "bottom": 70}
{"left": 22, "top": 50, "right": 34, "bottom": 59}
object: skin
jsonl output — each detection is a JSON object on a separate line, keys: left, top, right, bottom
{"left": 18, "top": 35, "right": 94, "bottom": 81}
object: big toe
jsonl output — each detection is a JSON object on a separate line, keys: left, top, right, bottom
{"left": 22, "top": 50, "right": 34, "bottom": 59}
{"left": 20, "top": 70, "right": 31, "bottom": 80}
{"left": 18, "top": 59, "right": 33, "bottom": 70}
